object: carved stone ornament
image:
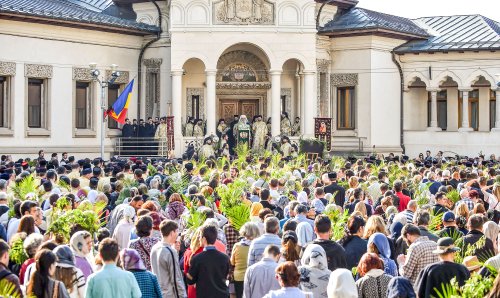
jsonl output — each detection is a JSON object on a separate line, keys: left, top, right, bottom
{"left": 73, "top": 67, "right": 94, "bottom": 81}
{"left": 185, "top": 88, "right": 205, "bottom": 119}
{"left": 105, "top": 70, "right": 129, "bottom": 85}
{"left": 216, "top": 82, "right": 271, "bottom": 89}
{"left": 25, "top": 64, "right": 52, "bottom": 78}
{"left": 281, "top": 88, "right": 292, "bottom": 116}
{"left": 217, "top": 51, "right": 268, "bottom": 82}
{"left": 330, "top": 73, "right": 358, "bottom": 87}
{"left": 144, "top": 58, "right": 163, "bottom": 73}
{"left": 216, "top": 89, "right": 268, "bottom": 95}
{"left": 0, "top": 62, "right": 16, "bottom": 76}
{"left": 213, "top": 0, "right": 275, "bottom": 25}
{"left": 316, "top": 59, "right": 330, "bottom": 73}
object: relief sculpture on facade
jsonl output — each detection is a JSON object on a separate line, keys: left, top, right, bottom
{"left": 214, "top": 0, "right": 274, "bottom": 25}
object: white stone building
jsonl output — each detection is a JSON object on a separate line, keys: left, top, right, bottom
{"left": 0, "top": 0, "right": 499, "bottom": 158}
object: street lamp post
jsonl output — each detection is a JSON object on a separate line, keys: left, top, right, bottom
{"left": 89, "top": 63, "right": 121, "bottom": 159}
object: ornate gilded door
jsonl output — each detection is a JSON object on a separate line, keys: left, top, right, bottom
{"left": 219, "top": 99, "right": 259, "bottom": 123}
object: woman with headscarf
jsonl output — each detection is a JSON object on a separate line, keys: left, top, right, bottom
{"left": 296, "top": 221, "right": 314, "bottom": 248}
{"left": 250, "top": 202, "right": 263, "bottom": 223}
{"left": 70, "top": 231, "right": 94, "bottom": 281}
{"left": 112, "top": 205, "right": 136, "bottom": 250}
{"left": 367, "top": 233, "right": 398, "bottom": 276}
{"left": 387, "top": 276, "right": 416, "bottom": 298}
{"left": 483, "top": 221, "right": 500, "bottom": 253}
{"left": 87, "top": 190, "right": 98, "bottom": 204}
{"left": 165, "top": 193, "right": 187, "bottom": 231}
{"left": 356, "top": 253, "right": 393, "bottom": 298}
{"left": 148, "top": 212, "right": 163, "bottom": 239}
{"left": 129, "top": 215, "right": 160, "bottom": 271}
{"left": 120, "top": 248, "right": 162, "bottom": 298}
{"left": 327, "top": 268, "right": 358, "bottom": 298}
{"left": 53, "top": 245, "right": 86, "bottom": 298}
{"left": 298, "top": 244, "right": 332, "bottom": 298}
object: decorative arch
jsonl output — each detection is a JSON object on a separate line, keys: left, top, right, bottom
{"left": 186, "top": 1, "right": 210, "bottom": 24}
{"left": 214, "top": 40, "right": 275, "bottom": 70}
{"left": 464, "top": 70, "right": 496, "bottom": 87}
{"left": 302, "top": 2, "right": 316, "bottom": 26}
{"left": 137, "top": 15, "right": 154, "bottom": 25}
{"left": 175, "top": 54, "right": 209, "bottom": 70}
{"left": 278, "top": 2, "right": 300, "bottom": 26}
{"left": 171, "top": 3, "right": 184, "bottom": 25}
{"left": 278, "top": 53, "right": 310, "bottom": 71}
{"left": 216, "top": 51, "right": 268, "bottom": 82}
{"left": 431, "top": 70, "right": 462, "bottom": 88}
{"left": 404, "top": 71, "right": 430, "bottom": 87}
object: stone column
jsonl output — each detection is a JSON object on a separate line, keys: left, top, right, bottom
{"left": 295, "top": 73, "right": 301, "bottom": 120}
{"left": 270, "top": 70, "right": 282, "bottom": 136}
{"left": 171, "top": 70, "right": 183, "bottom": 137}
{"left": 300, "top": 73, "right": 305, "bottom": 134}
{"left": 427, "top": 88, "right": 441, "bottom": 131}
{"left": 304, "top": 71, "right": 317, "bottom": 136}
{"left": 493, "top": 88, "right": 500, "bottom": 132}
{"left": 205, "top": 69, "right": 217, "bottom": 136}
{"left": 459, "top": 88, "right": 473, "bottom": 132}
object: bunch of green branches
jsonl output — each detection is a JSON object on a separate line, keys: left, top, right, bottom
{"left": 224, "top": 204, "right": 250, "bottom": 231}
{"left": 9, "top": 237, "right": 27, "bottom": 265}
{"left": 435, "top": 272, "right": 497, "bottom": 298}
{"left": 147, "top": 163, "right": 157, "bottom": 176}
{"left": 446, "top": 189, "right": 461, "bottom": 205}
{"left": 428, "top": 209, "right": 444, "bottom": 232}
{"left": 0, "top": 279, "right": 22, "bottom": 298}
{"left": 324, "top": 206, "right": 349, "bottom": 241}
{"left": 11, "top": 174, "right": 38, "bottom": 201}
{"left": 48, "top": 201, "right": 106, "bottom": 241}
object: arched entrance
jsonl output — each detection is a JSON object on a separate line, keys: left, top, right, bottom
{"left": 215, "top": 43, "right": 271, "bottom": 126}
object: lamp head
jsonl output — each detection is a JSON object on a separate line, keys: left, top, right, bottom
{"left": 110, "top": 64, "right": 118, "bottom": 72}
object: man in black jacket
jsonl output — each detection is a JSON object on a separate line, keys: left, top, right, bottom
{"left": 459, "top": 214, "right": 495, "bottom": 262}
{"left": 323, "top": 172, "right": 345, "bottom": 207}
{"left": 302, "top": 215, "right": 347, "bottom": 271}
{"left": 416, "top": 237, "right": 469, "bottom": 298}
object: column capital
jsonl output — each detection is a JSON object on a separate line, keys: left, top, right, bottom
{"left": 171, "top": 69, "right": 184, "bottom": 76}
{"left": 269, "top": 69, "right": 282, "bottom": 75}
{"left": 426, "top": 87, "right": 440, "bottom": 92}
{"left": 205, "top": 69, "right": 218, "bottom": 76}
{"left": 302, "top": 70, "right": 316, "bottom": 75}
{"left": 458, "top": 87, "right": 473, "bottom": 92}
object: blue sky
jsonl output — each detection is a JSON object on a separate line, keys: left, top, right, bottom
{"left": 357, "top": 0, "right": 500, "bottom": 20}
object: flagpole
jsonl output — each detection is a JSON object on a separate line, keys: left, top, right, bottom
{"left": 89, "top": 63, "right": 121, "bottom": 160}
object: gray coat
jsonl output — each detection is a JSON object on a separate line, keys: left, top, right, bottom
{"left": 150, "top": 242, "right": 187, "bottom": 298}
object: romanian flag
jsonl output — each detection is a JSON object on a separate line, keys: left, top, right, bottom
{"left": 106, "top": 79, "right": 134, "bottom": 124}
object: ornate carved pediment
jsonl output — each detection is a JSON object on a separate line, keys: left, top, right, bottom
{"left": 105, "top": 70, "right": 129, "bottom": 85}
{"left": 144, "top": 58, "right": 163, "bottom": 73}
{"left": 25, "top": 64, "right": 52, "bottom": 78}
{"left": 0, "top": 62, "right": 16, "bottom": 76}
{"left": 217, "top": 50, "right": 268, "bottom": 82}
{"left": 216, "top": 82, "right": 271, "bottom": 89}
{"left": 213, "top": 0, "right": 274, "bottom": 25}
{"left": 331, "top": 73, "right": 358, "bottom": 87}
{"left": 316, "top": 59, "right": 330, "bottom": 73}
{"left": 73, "top": 67, "right": 94, "bottom": 81}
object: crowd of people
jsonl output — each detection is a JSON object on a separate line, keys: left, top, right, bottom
{"left": 0, "top": 149, "right": 499, "bottom": 298}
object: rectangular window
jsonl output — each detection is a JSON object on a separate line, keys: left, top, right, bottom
{"left": 427, "top": 90, "right": 447, "bottom": 130}
{"left": 107, "top": 84, "right": 121, "bottom": 129}
{"left": 0, "top": 76, "right": 6, "bottom": 127}
{"left": 28, "top": 78, "right": 43, "bottom": 128}
{"left": 75, "top": 82, "right": 89, "bottom": 129}
{"left": 337, "top": 87, "right": 355, "bottom": 129}
{"left": 147, "top": 72, "right": 158, "bottom": 118}
{"left": 191, "top": 95, "right": 200, "bottom": 120}
{"left": 459, "top": 89, "right": 479, "bottom": 131}
{"left": 490, "top": 90, "right": 496, "bottom": 130}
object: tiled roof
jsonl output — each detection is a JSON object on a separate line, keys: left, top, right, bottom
{"left": 0, "top": 0, "right": 159, "bottom": 34}
{"left": 321, "top": 8, "right": 429, "bottom": 38}
{"left": 67, "top": 0, "right": 113, "bottom": 12}
{"left": 395, "top": 15, "right": 500, "bottom": 53}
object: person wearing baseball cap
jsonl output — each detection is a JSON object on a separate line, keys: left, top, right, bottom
{"left": 416, "top": 237, "right": 470, "bottom": 298}
{"left": 436, "top": 211, "right": 464, "bottom": 240}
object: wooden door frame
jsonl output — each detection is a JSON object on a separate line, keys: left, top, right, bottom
{"left": 217, "top": 94, "right": 265, "bottom": 120}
